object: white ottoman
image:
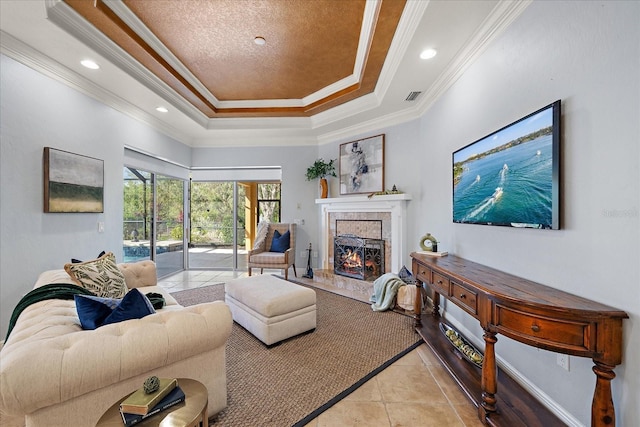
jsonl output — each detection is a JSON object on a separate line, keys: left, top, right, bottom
{"left": 225, "top": 275, "right": 317, "bottom": 345}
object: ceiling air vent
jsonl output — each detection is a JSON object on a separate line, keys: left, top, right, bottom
{"left": 405, "top": 91, "right": 422, "bottom": 101}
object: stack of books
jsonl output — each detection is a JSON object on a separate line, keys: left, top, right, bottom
{"left": 119, "top": 378, "right": 185, "bottom": 426}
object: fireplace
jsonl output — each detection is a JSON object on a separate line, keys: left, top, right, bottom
{"left": 317, "top": 193, "right": 412, "bottom": 274}
{"left": 334, "top": 234, "right": 385, "bottom": 281}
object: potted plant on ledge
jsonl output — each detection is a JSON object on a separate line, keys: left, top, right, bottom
{"left": 306, "top": 158, "right": 337, "bottom": 198}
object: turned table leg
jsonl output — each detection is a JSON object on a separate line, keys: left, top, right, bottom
{"left": 592, "top": 361, "right": 617, "bottom": 426}
{"left": 413, "top": 281, "right": 423, "bottom": 328}
{"left": 480, "top": 329, "right": 498, "bottom": 423}
{"left": 432, "top": 290, "right": 441, "bottom": 318}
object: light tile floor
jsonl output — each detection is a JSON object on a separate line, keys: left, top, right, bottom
{"left": 158, "top": 269, "right": 483, "bottom": 427}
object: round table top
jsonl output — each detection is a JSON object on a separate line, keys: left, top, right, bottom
{"left": 97, "top": 378, "right": 208, "bottom": 427}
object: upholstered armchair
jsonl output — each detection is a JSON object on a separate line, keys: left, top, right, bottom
{"left": 248, "top": 223, "right": 297, "bottom": 280}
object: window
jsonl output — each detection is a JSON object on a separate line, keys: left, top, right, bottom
{"left": 257, "top": 183, "right": 281, "bottom": 223}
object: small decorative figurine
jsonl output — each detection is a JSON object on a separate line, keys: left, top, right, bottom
{"left": 419, "top": 233, "right": 438, "bottom": 252}
{"left": 367, "top": 185, "right": 403, "bottom": 198}
{"left": 143, "top": 376, "right": 160, "bottom": 394}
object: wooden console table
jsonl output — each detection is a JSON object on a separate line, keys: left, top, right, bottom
{"left": 411, "top": 253, "right": 628, "bottom": 427}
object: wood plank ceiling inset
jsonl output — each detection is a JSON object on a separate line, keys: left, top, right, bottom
{"left": 63, "top": 0, "right": 406, "bottom": 118}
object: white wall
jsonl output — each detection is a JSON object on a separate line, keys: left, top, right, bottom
{"left": 411, "top": 1, "right": 638, "bottom": 425}
{"left": 0, "top": 54, "right": 192, "bottom": 336}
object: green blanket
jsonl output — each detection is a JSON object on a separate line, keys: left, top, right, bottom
{"left": 4, "top": 283, "right": 93, "bottom": 341}
{"left": 370, "top": 273, "right": 405, "bottom": 312}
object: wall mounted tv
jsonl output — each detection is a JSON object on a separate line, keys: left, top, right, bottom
{"left": 453, "top": 100, "right": 561, "bottom": 229}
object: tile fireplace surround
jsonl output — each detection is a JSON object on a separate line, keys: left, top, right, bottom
{"left": 316, "top": 194, "right": 412, "bottom": 275}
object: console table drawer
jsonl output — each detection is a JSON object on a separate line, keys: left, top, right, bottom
{"left": 431, "top": 272, "right": 450, "bottom": 295}
{"left": 495, "top": 306, "right": 591, "bottom": 351}
{"left": 415, "top": 266, "right": 432, "bottom": 284}
{"left": 451, "top": 281, "right": 477, "bottom": 315}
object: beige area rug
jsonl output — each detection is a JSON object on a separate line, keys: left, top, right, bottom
{"left": 171, "top": 279, "right": 423, "bottom": 427}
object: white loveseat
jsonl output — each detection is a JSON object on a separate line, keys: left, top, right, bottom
{"left": 0, "top": 260, "right": 232, "bottom": 427}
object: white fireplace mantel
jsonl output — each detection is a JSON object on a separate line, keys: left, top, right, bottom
{"left": 316, "top": 194, "right": 412, "bottom": 273}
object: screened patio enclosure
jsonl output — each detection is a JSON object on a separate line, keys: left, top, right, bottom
{"left": 123, "top": 154, "right": 282, "bottom": 278}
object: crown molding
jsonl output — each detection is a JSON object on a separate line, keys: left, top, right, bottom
{"left": 0, "top": 30, "right": 194, "bottom": 145}
{"left": 310, "top": 91, "right": 381, "bottom": 129}
{"left": 316, "top": 104, "right": 421, "bottom": 145}
{"left": 101, "top": 0, "right": 220, "bottom": 108}
{"left": 1, "top": 25, "right": 320, "bottom": 146}
{"left": 87, "top": 0, "right": 380, "bottom": 110}
{"left": 46, "top": 0, "right": 211, "bottom": 128}
{"left": 4, "top": 0, "right": 530, "bottom": 149}
{"left": 317, "top": 0, "right": 532, "bottom": 145}
{"left": 309, "top": 0, "right": 427, "bottom": 130}
{"left": 204, "top": 116, "right": 312, "bottom": 131}
{"left": 414, "top": 0, "right": 532, "bottom": 114}
{"left": 190, "top": 129, "right": 320, "bottom": 148}
{"left": 375, "top": 0, "right": 430, "bottom": 101}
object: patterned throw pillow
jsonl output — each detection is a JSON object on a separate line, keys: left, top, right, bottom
{"left": 253, "top": 222, "right": 269, "bottom": 250}
{"left": 64, "top": 252, "right": 127, "bottom": 298}
{"left": 398, "top": 265, "right": 417, "bottom": 285}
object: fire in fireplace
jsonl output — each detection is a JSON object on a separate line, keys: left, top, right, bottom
{"left": 334, "top": 234, "right": 385, "bottom": 281}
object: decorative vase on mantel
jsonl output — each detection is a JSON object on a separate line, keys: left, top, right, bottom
{"left": 319, "top": 178, "right": 329, "bottom": 198}
{"left": 305, "top": 158, "right": 336, "bottom": 199}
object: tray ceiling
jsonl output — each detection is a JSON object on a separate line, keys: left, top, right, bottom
{"left": 0, "top": 0, "right": 529, "bottom": 146}
{"left": 63, "top": 0, "right": 404, "bottom": 119}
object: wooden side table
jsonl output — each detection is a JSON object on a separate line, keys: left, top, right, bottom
{"left": 97, "top": 378, "right": 208, "bottom": 427}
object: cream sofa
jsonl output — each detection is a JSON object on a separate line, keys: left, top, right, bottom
{"left": 0, "top": 260, "right": 232, "bottom": 427}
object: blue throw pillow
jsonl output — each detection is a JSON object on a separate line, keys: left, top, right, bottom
{"left": 269, "top": 229, "right": 290, "bottom": 253}
{"left": 398, "top": 265, "right": 417, "bottom": 285}
{"left": 74, "top": 294, "right": 121, "bottom": 330}
{"left": 74, "top": 289, "right": 155, "bottom": 330}
{"left": 103, "top": 288, "right": 155, "bottom": 326}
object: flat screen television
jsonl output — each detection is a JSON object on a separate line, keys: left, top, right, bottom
{"left": 453, "top": 100, "right": 561, "bottom": 229}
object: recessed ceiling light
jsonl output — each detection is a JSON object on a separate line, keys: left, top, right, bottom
{"left": 420, "top": 48, "right": 437, "bottom": 60}
{"left": 80, "top": 59, "right": 100, "bottom": 70}
{"left": 254, "top": 36, "right": 266, "bottom": 46}
{"left": 156, "top": 107, "right": 168, "bottom": 113}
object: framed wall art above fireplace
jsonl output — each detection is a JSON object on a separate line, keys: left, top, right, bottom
{"left": 339, "top": 134, "right": 384, "bottom": 195}
{"left": 43, "top": 147, "right": 104, "bottom": 213}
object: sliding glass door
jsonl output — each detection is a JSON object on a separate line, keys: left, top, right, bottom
{"left": 123, "top": 168, "right": 152, "bottom": 262}
{"left": 124, "top": 161, "right": 282, "bottom": 274}
{"left": 154, "top": 174, "right": 185, "bottom": 277}
{"left": 123, "top": 167, "right": 186, "bottom": 277}
{"left": 189, "top": 181, "right": 246, "bottom": 269}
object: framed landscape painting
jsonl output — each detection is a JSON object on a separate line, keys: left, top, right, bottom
{"left": 44, "top": 147, "right": 104, "bottom": 213}
{"left": 339, "top": 134, "right": 385, "bottom": 195}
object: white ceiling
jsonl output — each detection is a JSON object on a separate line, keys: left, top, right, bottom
{"left": 0, "top": 0, "right": 530, "bottom": 147}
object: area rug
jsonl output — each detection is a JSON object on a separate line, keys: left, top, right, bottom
{"left": 171, "top": 280, "right": 423, "bottom": 427}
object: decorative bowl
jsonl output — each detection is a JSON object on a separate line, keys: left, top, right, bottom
{"left": 439, "top": 323, "right": 484, "bottom": 368}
